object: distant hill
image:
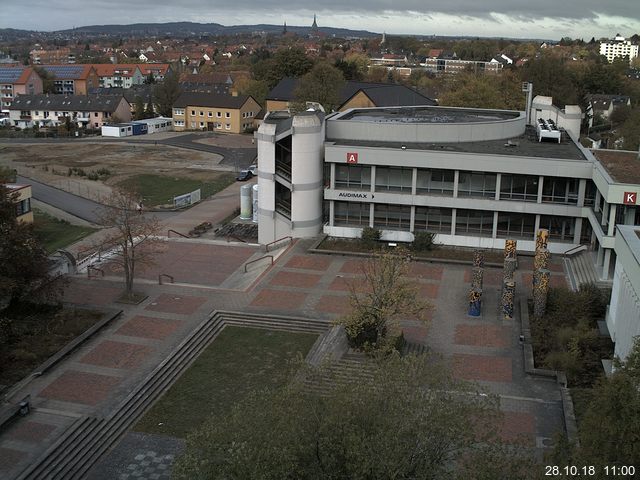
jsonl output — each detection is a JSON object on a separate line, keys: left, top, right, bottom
{"left": 0, "top": 22, "right": 379, "bottom": 39}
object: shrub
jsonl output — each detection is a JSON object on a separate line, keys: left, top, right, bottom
{"left": 361, "top": 226, "right": 381, "bottom": 248}
{"left": 412, "top": 231, "right": 436, "bottom": 252}
{"left": 87, "top": 172, "right": 99, "bottom": 181}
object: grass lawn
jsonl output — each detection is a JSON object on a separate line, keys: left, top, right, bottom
{"left": 134, "top": 326, "right": 318, "bottom": 439}
{"left": 33, "top": 209, "right": 98, "bottom": 253}
{"left": 0, "top": 305, "right": 103, "bottom": 392}
{"left": 116, "top": 173, "right": 235, "bottom": 207}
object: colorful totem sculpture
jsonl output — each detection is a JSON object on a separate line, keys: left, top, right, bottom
{"left": 535, "top": 228, "right": 549, "bottom": 251}
{"left": 502, "top": 279, "right": 516, "bottom": 320}
{"left": 533, "top": 269, "right": 551, "bottom": 318}
{"left": 467, "top": 249, "right": 485, "bottom": 316}
{"left": 468, "top": 288, "right": 482, "bottom": 317}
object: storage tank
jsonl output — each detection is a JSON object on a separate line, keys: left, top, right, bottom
{"left": 252, "top": 184, "right": 259, "bottom": 223}
{"left": 240, "top": 184, "right": 252, "bottom": 220}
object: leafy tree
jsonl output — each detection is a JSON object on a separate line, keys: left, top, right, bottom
{"left": 152, "top": 73, "right": 181, "bottom": 117}
{"left": 293, "top": 62, "right": 345, "bottom": 112}
{"left": 133, "top": 96, "right": 145, "bottom": 120}
{"left": 521, "top": 55, "right": 581, "bottom": 106}
{"left": 0, "top": 172, "right": 58, "bottom": 312}
{"left": 143, "top": 72, "right": 156, "bottom": 85}
{"left": 174, "top": 354, "right": 531, "bottom": 480}
{"left": 144, "top": 99, "right": 155, "bottom": 118}
{"left": 553, "top": 337, "right": 640, "bottom": 468}
{"left": 33, "top": 66, "right": 56, "bottom": 94}
{"left": 439, "top": 70, "right": 524, "bottom": 110}
{"left": 360, "top": 226, "right": 381, "bottom": 248}
{"left": 235, "top": 78, "right": 269, "bottom": 107}
{"left": 252, "top": 47, "right": 313, "bottom": 89}
{"left": 337, "top": 248, "right": 430, "bottom": 352}
{"left": 95, "top": 188, "right": 163, "bottom": 299}
{"left": 412, "top": 231, "right": 436, "bottom": 252}
{"left": 617, "top": 108, "right": 640, "bottom": 151}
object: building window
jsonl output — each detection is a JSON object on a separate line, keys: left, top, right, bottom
{"left": 208, "top": 111, "right": 213, "bottom": 117}
{"left": 16, "top": 198, "right": 31, "bottom": 216}
{"left": 191, "top": 110, "right": 196, "bottom": 115}
{"left": 584, "top": 180, "right": 597, "bottom": 207}
{"left": 217, "top": 112, "right": 221, "bottom": 117}
{"left": 225, "top": 123, "right": 230, "bottom": 130}
{"left": 539, "top": 215, "right": 575, "bottom": 242}
{"left": 334, "top": 201, "right": 370, "bottom": 227}
{"left": 416, "top": 168, "right": 454, "bottom": 195}
{"left": 500, "top": 174, "right": 538, "bottom": 202}
{"left": 455, "top": 209, "right": 494, "bottom": 237}
{"left": 542, "top": 177, "right": 578, "bottom": 205}
{"left": 225, "top": 112, "right": 230, "bottom": 118}
{"left": 199, "top": 122, "right": 205, "bottom": 128}
{"left": 373, "top": 204, "right": 411, "bottom": 230}
{"left": 457, "top": 171, "right": 497, "bottom": 198}
{"left": 414, "top": 206, "right": 452, "bottom": 233}
{"left": 94, "top": 112, "right": 98, "bottom": 117}
{"left": 375, "top": 167, "right": 412, "bottom": 193}
{"left": 174, "top": 109, "right": 184, "bottom": 116}
{"left": 190, "top": 122, "right": 196, "bottom": 128}
{"left": 199, "top": 111, "right": 204, "bottom": 116}
{"left": 496, "top": 212, "right": 536, "bottom": 239}
{"left": 335, "top": 165, "right": 371, "bottom": 190}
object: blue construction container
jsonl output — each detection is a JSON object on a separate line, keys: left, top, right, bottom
{"left": 131, "top": 123, "right": 148, "bottom": 135}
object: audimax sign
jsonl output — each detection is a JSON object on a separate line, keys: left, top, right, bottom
{"left": 338, "top": 192, "right": 370, "bottom": 199}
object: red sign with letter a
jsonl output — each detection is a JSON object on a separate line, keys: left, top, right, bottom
{"left": 346, "top": 152, "right": 358, "bottom": 164}
{"left": 623, "top": 192, "right": 637, "bottom": 205}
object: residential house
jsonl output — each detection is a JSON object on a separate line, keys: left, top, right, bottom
{"left": 9, "top": 94, "right": 131, "bottom": 129}
{"left": 92, "top": 64, "right": 145, "bottom": 88}
{"left": 89, "top": 85, "right": 155, "bottom": 116}
{"left": 138, "top": 64, "right": 171, "bottom": 82}
{"left": 265, "top": 78, "right": 436, "bottom": 113}
{"left": 586, "top": 94, "right": 632, "bottom": 127}
{"left": 6, "top": 184, "right": 33, "bottom": 224}
{"left": 30, "top": 47, "right": 75, "bottom": 64}
{"left": 172, "top": 92, "right": 260, "bottom": 133}
{"left": 38, "top": 65, "right": 99, "bottom": 95}
{"left": 0, "top": 66, "right": 43, "bottom": 114}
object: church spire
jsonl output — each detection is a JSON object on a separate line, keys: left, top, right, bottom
{"left": 283, "top": 21, "right": 287, "bottom": 35}
{"left": 312, "top": 14, "right": 318, "bottom": 29}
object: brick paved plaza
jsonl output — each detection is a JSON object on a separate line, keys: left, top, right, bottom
{"left": 0, "top": 235, "right": 569, "bottom": 479}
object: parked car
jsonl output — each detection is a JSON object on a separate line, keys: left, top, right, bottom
{"left": 248, "top": 164, "right": 258, "bottom": 175}
{"left": 236, "top": 170, "right": 253, "bottom": 181}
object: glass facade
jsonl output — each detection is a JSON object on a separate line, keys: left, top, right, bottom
{"left": 539, "top": 215, "right": 575, "bottom": 242}
{"left": 416, "top": 168, "right": 454, "bottom": 195}
{"left": 375, "top": 167, "right": 413, "bottom": 193}
{"left": 373, "top": 204, "right": 411, "bottom": 230}
{"left": 414, "top": 206, "right": 452, "bottom": 233}
{"left": 457, "top": 171, "right": 497, "bottom": 198}
{"left": 455, "top": 209, "right": 494, "bottom": 237}
{"left": 334, "top": 201, "right": 369, "bottom": 227}
{"left": 542, "top": 177, "right": 578, "bottom": 205}
{"left": 496, "top": 212, "right": 536, "bottom": 239}
{"left": 335, "top": 165, "right": 371, "bottom": 190}
{"left": 500, "top": 174, "right": 539, "bottom": 202}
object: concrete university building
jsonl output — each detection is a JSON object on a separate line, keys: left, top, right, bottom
{"left": 256, "top": 105, "right": 640, "bottom": 287}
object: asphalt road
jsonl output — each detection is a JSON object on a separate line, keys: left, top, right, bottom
{"left": 19, "top": 175, "right": 176, "bottom": 225}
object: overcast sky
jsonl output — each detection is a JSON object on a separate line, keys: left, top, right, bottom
{"left": 2, "top": 1, "right": 640, "bottom": 40}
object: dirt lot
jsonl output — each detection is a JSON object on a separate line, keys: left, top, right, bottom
{"left": 0, "top": 142, "right": 227, "bottom": 201}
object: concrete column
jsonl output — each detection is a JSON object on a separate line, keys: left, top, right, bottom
{"left": 451, "top": 208, "right": 457, "bottom": 236}
{"left": 602, "top": 249, "right": 612, "bottom": 280}
{"left": 329, "top": 200, "right": 335, "bottom": 227}
{"left": 601, "top": 200, "right": 609, "bottom": 227}
{"left": 495, "top": 173, "right": 501, "bottom": 201}
{"left": 369, "top": 203, "right": 375, "bottom": 227}
{"left": 537, "top": 175, "right": 544, "bottom": 203}
{"left": 411, "top": 167, "right": 417, "bottom": 196}
{"left": 453, "top": 170, "right": 460, "bottom": 198}
{"left": 577, "top": 179, "right": 586, "bottom": 207}
{"left": 534, "top": 214, "right": 541, "bottom": 237}
{"left": 330, "top": 163, "right": 335, "bottom": 189}
{"left": 410, "top": 205, "right": 415, "bottom": 232}
{"left": 492, "top": 211, "right": 498, "bottom": 238}
{"left": 574, "top": 217, "right": 583, "bottom": 244}
{"left": 370, "top": 165, "right": 376, "bottom": 193}
{"left": 608, "top": 204, "right": 617, "bottom": 236}
{"left": 596, "top": 244, "right": 604, "bottom": 266}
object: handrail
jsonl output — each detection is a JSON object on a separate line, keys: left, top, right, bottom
{"left": 244, "top": 255, "right": 274, "bottom": 272}
{"left": 563, "top": 244, "right": 587, "bottom": 258}
{"left": 158, "top": 273, "right": 174, "bottom": 285}
{"left": 168, "top": 229, "right": 189, "bottom": 238}
{"left": 87, "top": 266, "right": 105, "bottom": 279}
{"left": 265, "top": 236, "right": 293, "bottom": 252}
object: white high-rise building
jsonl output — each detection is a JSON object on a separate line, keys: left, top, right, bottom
{"left": 599, "top": 34, "right": 639, "bottom": 64}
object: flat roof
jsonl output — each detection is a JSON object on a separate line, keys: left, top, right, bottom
{"left": 591, "top": 149, "right": 640, "bottom": 184}
{"left": 618, "top": 225, "right": 640, "bottom": 266}
{"left": 329, "top": 126, "right": 587, "bottom": 161}
{"left": 336, "top": 106, "right": 520, "bottom": 124}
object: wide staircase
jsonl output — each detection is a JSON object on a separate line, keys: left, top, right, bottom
{"left": 16, "top": 311, "right": 328, "bottom": 480}
{"left": 563, "top": 250, "right": 610, "bottom": 291}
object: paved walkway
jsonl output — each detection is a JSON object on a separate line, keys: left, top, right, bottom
{"left": 0, "top": 227, "right": 569, "bottom": 477}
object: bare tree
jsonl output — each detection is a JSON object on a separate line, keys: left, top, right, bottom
{"left": 96, "top": 188, "right": 164, "bottom": 299}
{"left": 337, "top": 247, "right": 431, "bottom": 352}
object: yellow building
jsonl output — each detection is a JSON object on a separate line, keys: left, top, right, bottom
{"left": 7, "top": 184, "right": 33, "bottom": 224}
{"left": 172, "top": 92, "right": 260, "bottom": 133}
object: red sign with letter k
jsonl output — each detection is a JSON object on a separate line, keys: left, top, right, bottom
{"left": 624, "top": 192, "right": 637, "bottom": 205}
